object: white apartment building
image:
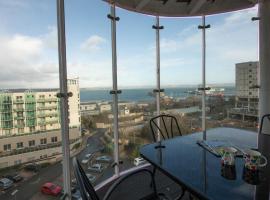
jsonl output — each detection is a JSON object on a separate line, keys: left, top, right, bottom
{"left": 0, "top": 78, "right": 81, "bottom": 168}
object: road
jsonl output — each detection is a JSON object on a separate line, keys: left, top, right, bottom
{"left": 0, "top": 129, "right": 106, "bottom": 200}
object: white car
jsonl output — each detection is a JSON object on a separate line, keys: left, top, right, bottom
{"left": 81, "top": 158, "right": 90, "bottom": 164}
{"left": 134, "top": 157, "right": 146, "bottom": 166}
{"left": 85, "top": 154, "right": 92, "bottom": 159}
{"left": 88, "top": 163, "right": 103, "bottom": 173}
{"left": 81, "top": 154, "right": 92, "bottom": 164}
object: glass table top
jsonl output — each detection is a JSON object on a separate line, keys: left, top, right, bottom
{"left": 140, "top": 128, "right": 266, "bottom": 200}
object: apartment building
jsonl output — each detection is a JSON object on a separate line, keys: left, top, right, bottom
{"left": 0, "top": 78, "right": 81, "bottom": 168}
{"left": 235, "top": 61, "right": 259, "bottom": 111}
{"left": 228, "top": 62, "right": 259, "bottom": 120}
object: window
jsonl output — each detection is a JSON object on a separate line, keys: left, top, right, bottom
{"left": 29, "top": 140, "right": 35, "bottom": 147}
{"left": 3, "top": 144, "right": 11, "bottom": 151}
{"left": 51, "top": 137, "right": 57, "bottom": 143}
{"left": 40, "top": 138, "right": 47, "bottom": 145}
{"left": 17, "top": 142, "right": 23, "bottom": 149}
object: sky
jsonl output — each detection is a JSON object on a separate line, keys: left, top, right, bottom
{"left": 0, "top": 0, "right": 259, "bottom": 89}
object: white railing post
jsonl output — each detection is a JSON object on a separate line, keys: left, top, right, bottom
{"left": 153, "top": 16, "right": 163, "bottom": 141}
{"left": 198, "top": 16, "right": 210, "bottom": 140}
{"left": 56, "top": 0, "right": 71, "bottom": 198}
{"left": 108, "top": 3, "right": 120, "bottom": 176}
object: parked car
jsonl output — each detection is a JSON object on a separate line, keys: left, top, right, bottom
{"left": 88, "top": 163, "right": 103, "bottom": 173}
{"left": 24, "top": 163, "right": 39, "bottom": 172}
{"left": 86, "top": 173, "right": 96, "bottom": 183}
{"left": 5, "top": 174, "right": 23, "bottom": 183}
{"left": 0, "top": 178, "right": 13, "bottom": 190}
{"left": 41, "top": 182, "right": 62, "bottom": 196}
{"left": 81, "top": 153, "right": 93, "bottom": 164}
{"left": 85, "top": 153, "right": 92, "bottom": 159}
{"left": 95, "top": 155, "right": 112, "bottom": 163}
{"left": 71, "top": 188, "right": 82, "bottom": 200}
{"left": 134, "top": 157, "right": 146, "bottom": 166}
{"left": 81, "top": 158, "right": 90, "bottom": 164}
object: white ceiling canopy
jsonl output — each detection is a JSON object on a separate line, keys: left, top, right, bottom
{"left": 105, "top": 0, "right": 257, "bottom": 17}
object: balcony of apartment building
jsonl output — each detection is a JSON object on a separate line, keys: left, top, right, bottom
{"left": 50, "top": 1, "right": 270, "bottom": 200}
{"left": 1, "top": 1, "right": 270, "bottom": 200}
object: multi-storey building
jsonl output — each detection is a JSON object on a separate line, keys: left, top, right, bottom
{"left": 228, "top": 62, "right": 259, "bottom": 120}
{"left": 235, "top": 61, "right": 259, "bottom": 111}
{"left": 0, "top": 78, "right": 81, "bottom": 168}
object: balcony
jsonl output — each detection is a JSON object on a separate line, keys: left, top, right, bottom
{"left": 1, "top": 1, "right": 270, "bottom": 200}
{"left": 25, "top": 100, "right": 36, "bottom": 104}
{"left": 38, "top": 120, "right": 46, "bottom": 125}
{"left": 1, "top": 117, "right": 13, "bottom": 121}
{"left": 45, "top": 98, "right": 58, "bottom": 102}
{"left": 14, "top": 124, "right": 25, "bottom": 128}
{"left": 46, "top": 119, "right": 59, "bottom": 124}
{"left": 37, "top": 105, "right": 57, "bottom": 110}
{"left": 13, "top": 100, "right": 24, "bottom": 104}
{"left": 14, "top": 116, "right": 24, "bottom": 120}
{"left": 37, "top": 99, "right": 45, "bottom": 103}
{"left": 13, "top": 108, "right": 24, "bottom": 112}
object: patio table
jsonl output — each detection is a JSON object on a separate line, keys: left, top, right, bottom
{"left": 140, "top": 127, "right": 267, "bottom": 200}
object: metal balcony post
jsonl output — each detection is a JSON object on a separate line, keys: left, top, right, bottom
{"left": 198, "top": 16, "right": 210, "bottom": 140}
{"left": 56, "top": 0, "right": 71, "bottom": 198}
{"left": 152, "top": 16, "right": 163, "bottom": 141}
{"left": 108, "top": 3, "right": 120, "bottom": 176}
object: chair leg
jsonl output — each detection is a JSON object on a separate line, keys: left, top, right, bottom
{"left": 174, "top": 187, "right": 185, "bottom": 200}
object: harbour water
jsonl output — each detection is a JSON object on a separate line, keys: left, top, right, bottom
{"left": 80, "top": 87, "right": 235, "bottom": 102}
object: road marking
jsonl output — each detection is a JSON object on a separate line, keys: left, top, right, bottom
{"left": 30, "top": 177, "right": 41, "bottom": 184}
{"left": 11, "top": 189, "right": 18, "bottom": 196}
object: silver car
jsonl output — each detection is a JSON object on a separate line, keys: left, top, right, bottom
{"left": 0, "top": 178, "right": 13, "bottom": 190}
{"left": 95, "top": 155, "right": 112, "bottom": 163}
{"left": 88, "top": 163, "right": 103, "bottom": 173}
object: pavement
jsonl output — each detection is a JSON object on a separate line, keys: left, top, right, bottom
{"left": 0, "top": 129, "right": 107, "bottom": 200}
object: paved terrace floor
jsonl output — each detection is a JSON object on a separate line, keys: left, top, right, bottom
{"left": 97, "top": 167, "right": 193, "bottom": 200}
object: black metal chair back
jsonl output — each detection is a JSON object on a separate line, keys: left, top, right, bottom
{"left": 150, "top": 114, "right": 182, "bottom": 142}
{"left": 103, "top": 169, "right": 158, "bottom": 200}
{"left": 72, "top": 158, "right": 100, "bottom": 200}
{"left": 259, "top": 114, "right": 270, "bottom": 134}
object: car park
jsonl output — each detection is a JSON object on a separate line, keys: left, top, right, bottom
{"left": 86, "top": 173, "right": 96, "bottom": 183}
{"left": 95, "top": 155, "right": 112, "bottom": 163}
{"left": 88, "top": 163, "right": 103, "bottom": 173}
{"left": 5, "top": 174, "right": 23, "bottom": 183}
{"left": 41, "top": 182, "right": 62, "bottom": 196}
{"left": 0, "top": 178, "right": 14, "bottom": 190}
{"left": 134, "top": 157, "right": 146, "bottom": 166}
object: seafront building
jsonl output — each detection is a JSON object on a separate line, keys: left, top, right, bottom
{"left": 228, "top": 61, "right": 259, "bottom": 120}
{"left": 0, "top": 78, "right": 81, "bottom": 168}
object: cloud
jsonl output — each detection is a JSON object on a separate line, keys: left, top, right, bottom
{"left": 0, "top": 0, "right": 28, "bottom": 8}
{"left": 0, "top": 27, "right": 59, "bottom": 89}
{"left": 80, "top": 35, "right": 106, "bottom": 52}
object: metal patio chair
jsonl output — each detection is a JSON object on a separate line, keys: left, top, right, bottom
{"left": 150, "top": 114, "right": 186, "bottom": 200}
{"left": 150, "top": 114, "right": 182, "bottom": 142}
{"left": 72, "top": 158, "right": 170, "bottom": 200}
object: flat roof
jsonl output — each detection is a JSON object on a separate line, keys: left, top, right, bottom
{"left": 106, "top": 0, "right": 257, "bottom": 17}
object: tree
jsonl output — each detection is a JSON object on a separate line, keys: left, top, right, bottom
{"left": 81, "top": 115, "right": 95, "bottom": 131}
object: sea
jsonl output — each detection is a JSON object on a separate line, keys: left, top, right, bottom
{"left": 80, "top": 87, "right": 235, "bottom": 102}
